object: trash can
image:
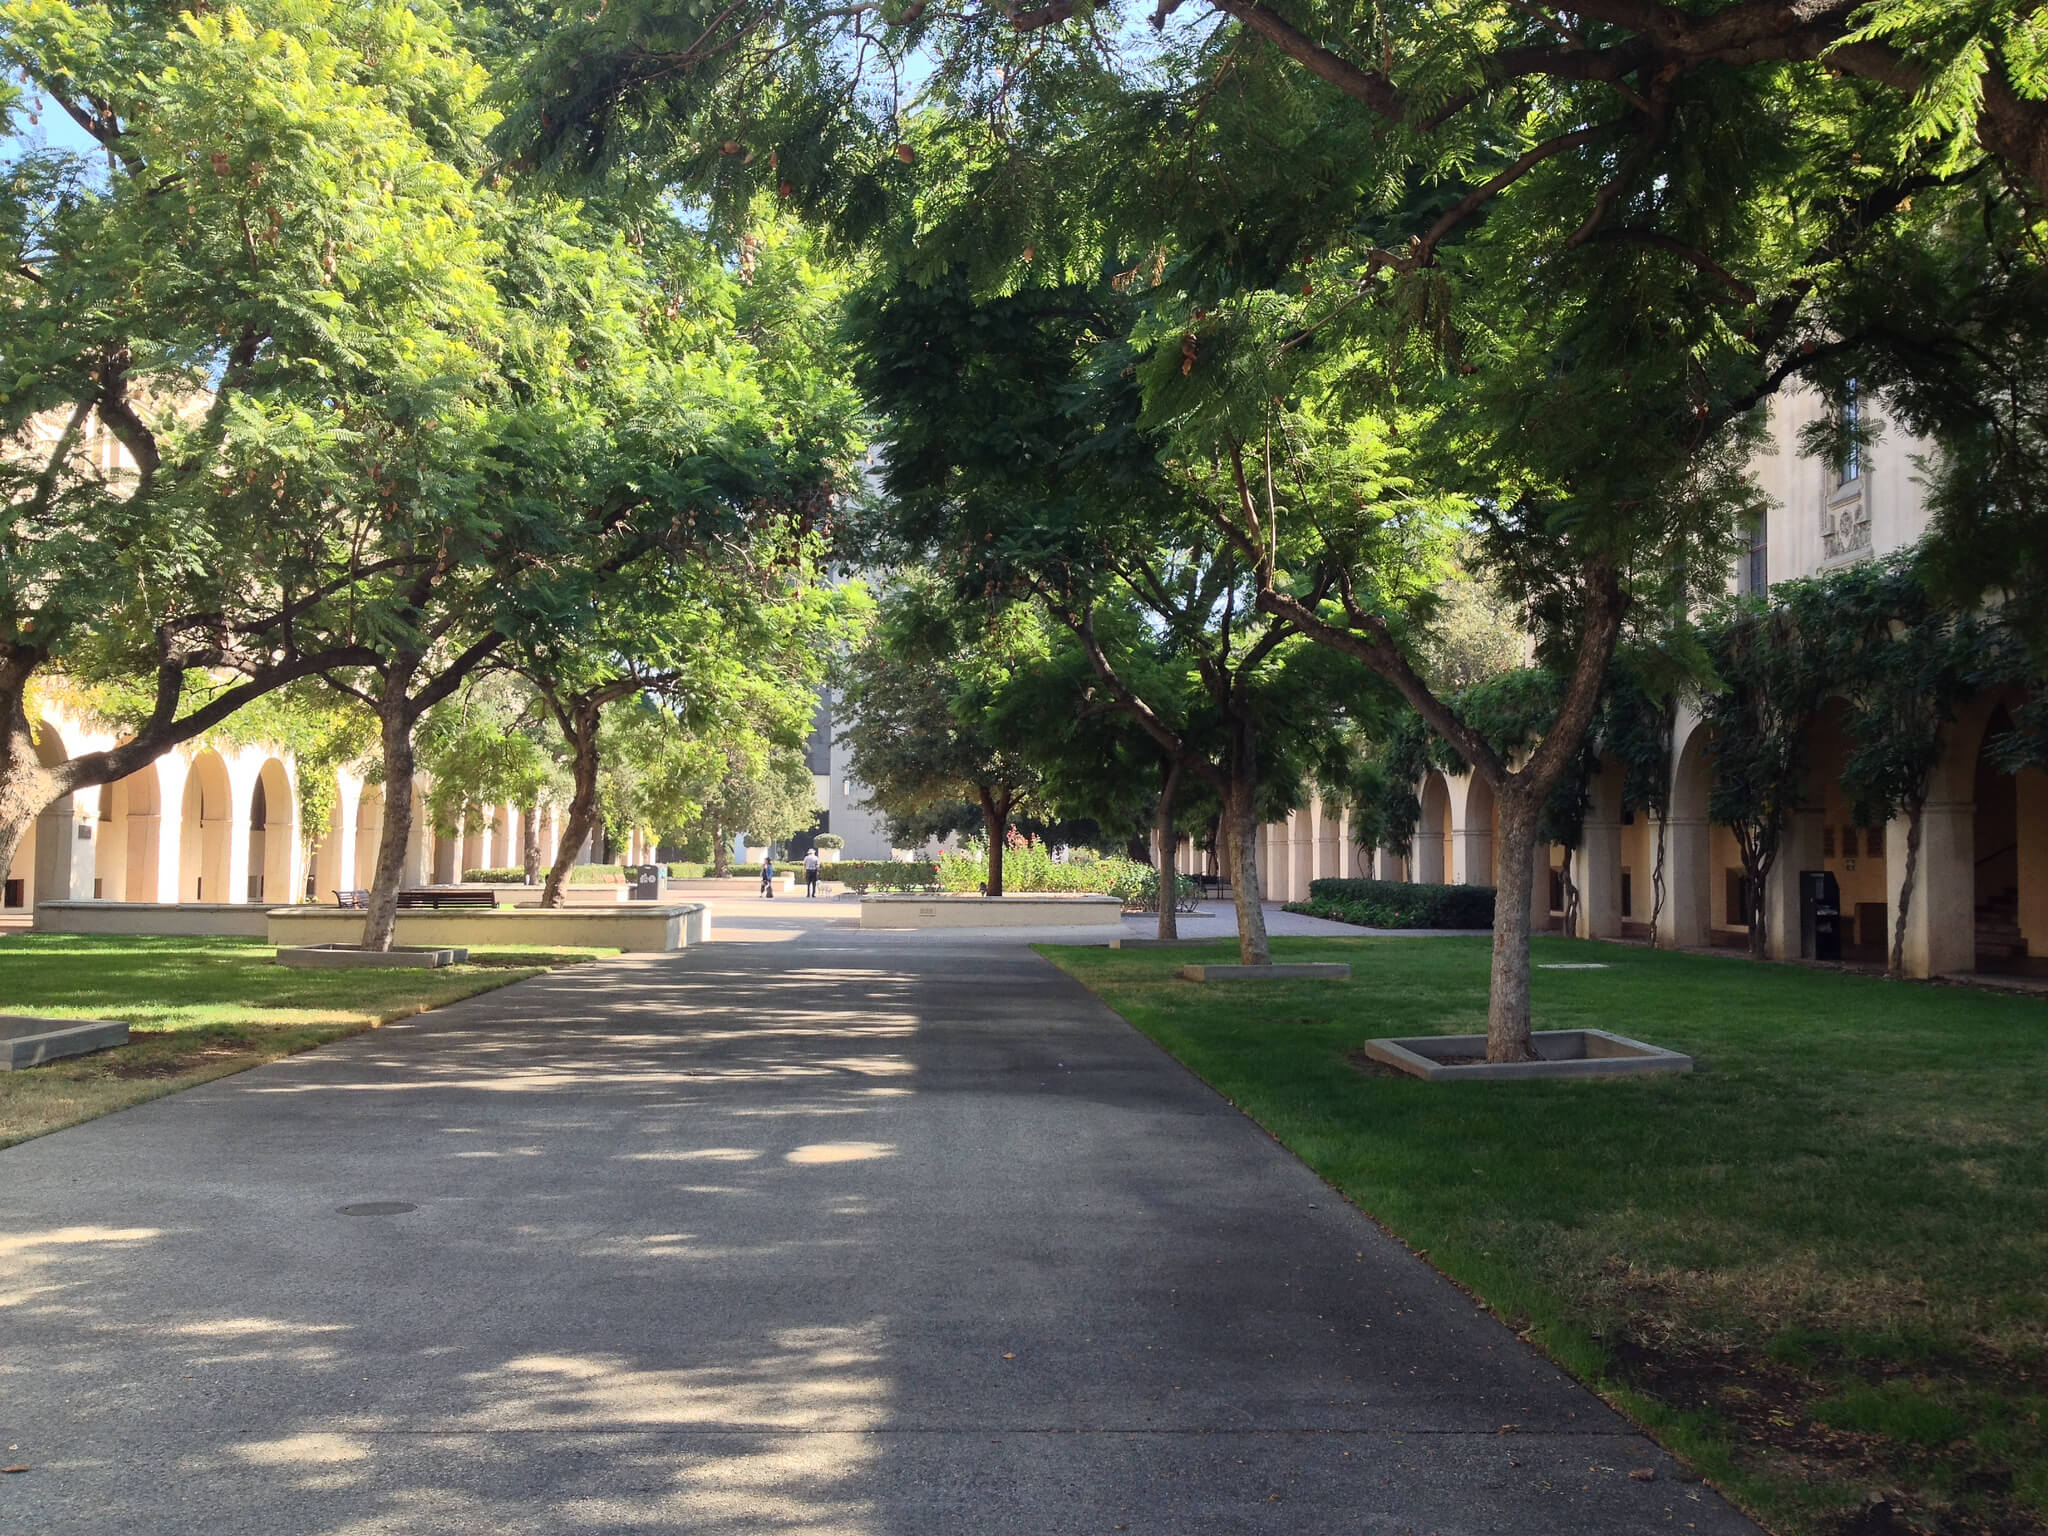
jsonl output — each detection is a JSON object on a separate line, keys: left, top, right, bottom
{"left": 1799, "top": 869, "right": 1842, "bottom": 961}
{"left": 631, "top": 863, "right": 662, "bottom": 902}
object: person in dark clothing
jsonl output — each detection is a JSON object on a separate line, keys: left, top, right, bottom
{"left": 759, "top": 855, "right": 776, "bottom": 898}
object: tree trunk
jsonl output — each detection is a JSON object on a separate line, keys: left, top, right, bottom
{"left": 1649, "top": 812, "right": 1669, "bottom": 948}
{"left": 1746, "top": 848, "right": 1773, "bottom": 960}
{"left": 0, "top": 677, "right": 61, "bottom": 899}
{"left": 1223, "top": 769, "right": 1271, "bottom": 966}
{"left": 1888, "top": 800, "right": 1922, "bottom": 980}
{"left": 1560, "top": 844, "right": 1581, "bottom": 938}
{"left": 1156, "top": 759, "right": 1183, "bottom": 942}
{"left": 361, "top": 688, "right": 418, "bottom": 953}
{"left": 1486, "top": 790, "right": 1540, "bottom": 1062}
{"left": 522, "top": 801, "right": 540, "bottom": 886}
{"left": 979, "top": 788, "right": 1007, "bottom": 898}
{"left": 711, "top": 821, "right": 732, "bottom": 877}
{"left": 542, "top": 707, "right": 601, "bottom": 909}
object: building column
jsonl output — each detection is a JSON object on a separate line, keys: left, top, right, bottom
{"left": 1889, "top": 799, "right": 1974, "bottom": 978}
{"left": 1577, "top": 822, "right": 1623, "bottom": 939}
{"left": 1766, "top": 806, "right": 1826, "bottom": 960}
{"left": 1657, "top": 815, "right": 1710, "bottom": 949}
{"left": 223, "top": 775, "right": 255, "bottom": 904}
{"left": 33, "top": 789, "right": 98, "bottom": 903}
{"left": 1452, "top": 824, "right": 1492, "bottom": 887}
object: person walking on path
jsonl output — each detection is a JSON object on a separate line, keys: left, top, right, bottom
{"left": 803, "top": 848, "right": 821, "bottom": 898}
{"left": 759, "top": 855, "right": 776, "bottom": 899}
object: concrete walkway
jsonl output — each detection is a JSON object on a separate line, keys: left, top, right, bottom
{"left": 0, "top": 925, "right": 1760, "bottom": 1534}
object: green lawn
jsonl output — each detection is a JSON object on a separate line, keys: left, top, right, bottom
{"left": 1044, "top": 935, "right": 2048, "bottom": 1536}
{"left": 0, "top": 934, "right": 615, "bottom": 1148}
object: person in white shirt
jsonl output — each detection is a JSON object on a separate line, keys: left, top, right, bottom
{"left": 802, "top": 847, "right": 822, "bottom": 898}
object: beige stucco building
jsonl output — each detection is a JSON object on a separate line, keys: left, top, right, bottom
{"left": 1233, "top": 386, "right": 2046, "bottom": 979}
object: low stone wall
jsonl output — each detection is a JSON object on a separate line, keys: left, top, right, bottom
{"left": 268, "top": 903, "right": 708, "bottom": 953}
{"left": 34, "top": 901, "right": 273, "bottom": 938}
{"left": 860, "top": 894, "right": 1124, "bottom": 929}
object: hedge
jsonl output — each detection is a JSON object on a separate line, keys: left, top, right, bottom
{"left": 464, "top": 865, "right": 630, "bottom": 885}
{"left": 1292, "top": 877, "right": 1496, "bottom": 929}
{"left": 831, "top": 860, "right": 941, "bottom": 892}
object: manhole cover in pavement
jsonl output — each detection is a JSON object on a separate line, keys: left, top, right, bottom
{"left": 337, "top": 1201, "right": 417, "bottom": 1216}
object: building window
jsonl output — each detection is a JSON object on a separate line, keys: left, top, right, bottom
{"left": 1836, "top": 380, "right": 1861, "bottom": 486}
{"left": 1738, "top": 511, "right": 1768, "bottom": 595}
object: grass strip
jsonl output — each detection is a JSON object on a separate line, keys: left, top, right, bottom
{"left": 0, "top": 934, "right": 615, "bottom": 1148}
{"left": 1042, "top": 933, "right": 2048, "bottom": 1536}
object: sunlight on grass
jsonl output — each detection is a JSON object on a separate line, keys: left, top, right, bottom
{"left": 0, "top": 934, "right": 614, "bottom": 1148}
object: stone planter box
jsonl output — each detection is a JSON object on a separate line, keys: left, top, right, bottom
{"left": 268, "top": 903, "right": 708, "bottom": 953}
{"left": 34, "top": 901, "right": 273, "bottom": 938}
{"left": 1362, "top": 1029, "right": 1693, "bottom": 1081}
{"left": 275, "top": 944, "right": 467, "bottom": 970}
{"left": 3, "top": 1014, "right": 129, "bottom": 1070}
{"left": 860, "top": 894, "right": 1124, "bottom": 929}
{"left": 1180, "top": 962, "right": 1352, "bottom": 981}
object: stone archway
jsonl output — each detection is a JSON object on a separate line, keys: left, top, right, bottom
{"left": 1658, "top": 713, "right": 1715, "bottom": 950}
{"left": 1417, "top": 772, "right": 1451, "bottom": 884}
{"left": 353, "top": 783, "right": 384, "bottom": 891}
{"left": 1970, "top": 704, "right": 2047, "bottom": 974}
{"left": 179, "top": 750, "right": 234, "bottom": 902}
{"left": 250, "top": 758, "right": 295, "bottom": 904}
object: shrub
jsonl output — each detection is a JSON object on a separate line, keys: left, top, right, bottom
{"left": 1110, "top": 865, "right": 1202, "bottom": 913}
{"left": 664, "top": 862, "right": 708, "bottom": 878}
{"left": 811, "top": 833, "right": 845, "bottom": 850}
{"left": 833, "top": 860, "right": 940, "bottom": 892}
{"left": 1293, "top": 878, "right": 1496, "bottom": 929}
{"left": 464, "top": 864, "right": 634, "bottom": 885}
{"left": 935, "top": 842, "right": 1153, "bottom": 895}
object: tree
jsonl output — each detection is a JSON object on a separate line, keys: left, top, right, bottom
{"left": 416, "top": 675, "right": 564, "bottom": 883}
{"left": 837, "top": 578, "right": 1047, "bottom": 898}
{"left": 1700, "top": 592, "right": 1834, "bottom": 960}
{"left": 845, "top": 274, "right": 1392, "bottom": 957}
{"left": 0, "top": 0, "right": 516, "bottom": 882}
{"left": 1810, "top": 560, "right": 1993, "bottom": 977}
{"left": 519, "top": 0, "right": 2046, "bottom": 1056}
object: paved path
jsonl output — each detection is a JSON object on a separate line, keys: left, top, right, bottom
{"left": 1, "top": 923, "right": 1760, "bottom": 1534}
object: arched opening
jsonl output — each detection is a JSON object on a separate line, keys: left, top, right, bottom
{"left": 352, "top": 784, "right": 384, "bottom": 891}
{"left": 1418, "top": 772, "right": 1451, "bottom": 883}
{"left": 178, "top": 751, "right": 233, "bottom": 902}
{"left": 1459, "top": 775, "right": 1497, "bottom": 887}
{"left": 250, "top": 758, "right": 294, "bottom": 904}
{"left": 1973, "top": 705, "right": 2047, "bottom": 973}
{"left": 1661, "top": 721, "right": 1716, "bottom": 949}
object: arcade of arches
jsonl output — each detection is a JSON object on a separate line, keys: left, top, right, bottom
{"left": 4, "top": 708, "right": 578, "bottom": 915}
{"left": 1181, "top": 692, "right": 2045, "bottom": 980}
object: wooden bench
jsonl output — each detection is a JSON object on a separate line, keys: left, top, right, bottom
{"left": 396, "top": 888, "right": 498, "bottom": 910}
{"left": 333, "top": 889, "right": 368, "bottom": 909}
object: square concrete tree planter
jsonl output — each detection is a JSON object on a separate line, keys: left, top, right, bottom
{"left": 275, "top": 944, "right": 469, "bottom": 970}
{"left": 3, "top": 1015, "right": 130, "bottom": 1070}
{"left": 1362, "top": 1028, "right": 1692, "bottom": 1081}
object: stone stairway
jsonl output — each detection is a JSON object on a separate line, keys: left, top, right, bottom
{"left": 1975, "top": 887, "right": 2026, "bottom": 965}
